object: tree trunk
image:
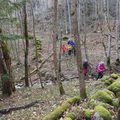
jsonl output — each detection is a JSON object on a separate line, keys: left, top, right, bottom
{"left": 116, "top": 0, "right": 120, "bottom": 61}
{"left": 0, "top": 29, "right": 15, "bottom": 96}
{"left": 67, "top": 0, "right": 72, "bottom": 37}
{"left": 53, "top": 0, "right": 65, "bottom": 95}
{"left": 30, "top": 0, "right": 44, "bottom": 88}
{"left": 23, "top": 3, "right": 29, "bottom": 87}
{"left": 82, "top": 0, "right": 89, "bottom": 61}
{"left": 58, "top": 31, "right": 65, "bottom": 95}
{"left": 107, "top": 34, "right": 112, "bottom": 70}
{"left": 64, "top": 0, "right": 69, "bottom": 34}
{"left": 73, "top": 0, "right": 87, "bottom": 99}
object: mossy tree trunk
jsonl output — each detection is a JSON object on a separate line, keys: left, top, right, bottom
{"left": 72, "top": 0, "right": 87, "bottom": 99}
{"left": 23, "top": 2, "right": 29, "bottom": 87}
{"left": 30, "top": 0, "right": 44, "bottom": 88}
{"left": 0, "top": 29, "right": 15, "bottom": 96}
{"left": 53, "top": 0, "right": 65, "bottom": 95}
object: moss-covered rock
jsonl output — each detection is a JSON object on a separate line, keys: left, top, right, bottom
{"left": 117, "top": 77, "right": 120, "bottom": 81}
{"left": 43, "top": 102, "right": 69, "bottom": 120}
{"left": 42, "top": 96, "right": 81, "bottom": 120}
{"left": 104, "top": 78, "right": 115, "bottom": 86}
{"left": 84, "top": 109, "right": 94, "bottom": 120}
{"left": 66, "top": 96, "right": 80, "bottom": 104}
{"left": 108, "top": 81, "right": 120, "bottom": 95}
{"left": 64, "top": 117, "right": 72, "bottom": 120}
{"left": 110, "top": 73, "right": 118, "bottom": 79}
{"left": 66, "top": 112, "right": 75, "bottom": 120}
{"left": 94, "top": 105, "right": 112, "bottom": 120}
{"left": 87, "top": 99, "right": 108, "bottom": 109}
{"left": 92, "top": 89, "right": 115, "bottom": 104}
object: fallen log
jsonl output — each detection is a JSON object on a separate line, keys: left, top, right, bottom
{"left": 0, "top": 100, "right": 44, "bottom": 114}
{"left": 20, "top": 53, "right": 53, "bottom": 80}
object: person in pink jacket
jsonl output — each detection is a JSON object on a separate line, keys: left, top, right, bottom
{"left": 96, "top": 61, "right": 107, "bottom": 80}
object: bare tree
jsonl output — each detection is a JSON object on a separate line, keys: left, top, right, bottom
{"left": 53, "top": 0, "right": 65, "bottom": 95}
{"left": 30, "top": 0, "right": 44, "bottom": 88}
{"left": 116, "top": 0, "right": 120, "bottom": 62}
{"left": 67, "top": 0, "right": 72, "bottom": 37}
{"left": 23, "top": 2, "right": 29, "bottom": 87}
{"left": 73, "top": 0, "right": 87, "bottom": 98}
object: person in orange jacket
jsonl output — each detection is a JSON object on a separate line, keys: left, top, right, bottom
{"left": 61, "top": 44, "right": 69, "bottom": 55}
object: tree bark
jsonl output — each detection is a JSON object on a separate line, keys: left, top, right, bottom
{"left": 107, "top": 34, "right": 112, "bottom": 70}
{"left": 73, "top": 0, "right": 87, "bottom": 99}
{"left": 0, "top": 28, "right": 15, "bottom": 96}
{"left": 116, "top": 0, "right": 120, "bottom": 61}
{"left": 53, "top": 0, "right": 65, "bottom": 95}
{"left": 67, "top": 0, "right": 72, "bottom": 37}
{"left": 23, "top": 2, "right": 29, "bottom": 87}
{"left": 30, "top": 0, "right": 44, "bottom": 88}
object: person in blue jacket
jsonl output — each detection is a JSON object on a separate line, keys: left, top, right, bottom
{"left": 67, "top": 39, "right": 76, "bottom": 56}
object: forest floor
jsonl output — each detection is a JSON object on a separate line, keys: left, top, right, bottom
{"left": 0, "top": 79, "right": 105, "bottom": 120}
{"left": 0, "top": 32, "right": 118, "bottom": 120}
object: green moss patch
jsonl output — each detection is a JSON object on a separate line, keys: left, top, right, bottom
{"left": 92, "top": 89, "right": 115, "bottom": 104}
{"left": 66, "top": 96, "right": 80, "bottom": 104}
{"left": 87, "top": 99, "right": 107, "bottom": 109}
{"left": 104, "top": 78, "right": 115, "bottom": 86}
{"left": 42, "top": 96, "right": 81, "bottom": 120}
{"left": 108, "top": 81, "right": 120, "bottom": 95}
{"left": 110, "top": 73, "right": 118, "bottom": 79}
{"left": 94, "top": 105, "right": 112, "bottom": 120}
{"left": 85, "top": 109, "right": 94, "bottom": 120}
{"left": 66, "top": 112, "right": 76, "bottom": 120}
{"left": 64, "top": 117, "right": 72, "bottom": 120}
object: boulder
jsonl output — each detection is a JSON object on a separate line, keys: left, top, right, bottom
{"left": 108, "top": 81, "right": 120, "bottom": 95}
{"left": 92, "top": 89, "right": 115, "bottom": 104}
{"left": 85, "top": 109, "right": 94, "bottom": 120}
{"left": 94, "top": 105, "right": 112, "bottom": 120}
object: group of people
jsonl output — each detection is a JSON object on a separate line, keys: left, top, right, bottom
{"left": 61, "top": 38, "right": 107, "bottom": 80}
{"left": 83, "top": 60, "right": 107, "bottom": 80}
{"left": 61, "top": 39, "right": 76, "bottom": 56}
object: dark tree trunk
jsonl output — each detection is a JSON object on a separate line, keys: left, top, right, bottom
{"left": 0, "top": 40, "right": 15, "bottom": 96}
{"left": 23, "top": 3, "right": 29, "bottom": 87}
{"left": 107, "top": 56, "right": 111, "bottom": 70}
